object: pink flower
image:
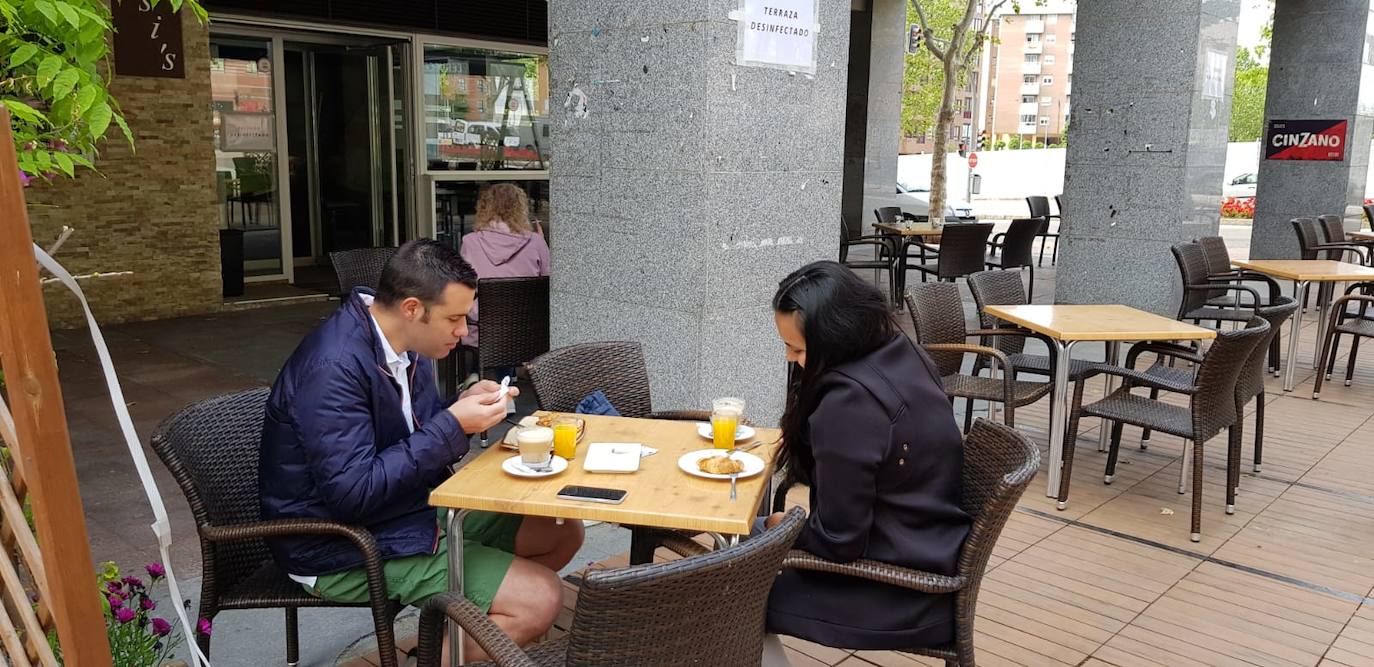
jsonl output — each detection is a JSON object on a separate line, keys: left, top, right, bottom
{"left": 196, "top": 618, "right": 212, "bottom": 636}
{"left": 150, "top": 618, "right": 172, "bottom": 636}
{"left": 145, "top": 563, "right": 166, "bottom": 578}
{"left": 122, "top": 576, "right": 144, "bottom": 589}
{"left": 107, "top": 594, "right": 124, "bottom": 609}
{"left": 140, "top": 597, "right": 155, "bottom": 611}
{"left": 105, "top": 581, "right": 121, "bottom": 594}
{"left": 18, "top": 171, "right": 32, "bottom": 188}
{"left": 115, "top": 607, "right": 136, "bottom": 624}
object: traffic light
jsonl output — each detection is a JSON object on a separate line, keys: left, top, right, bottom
{"left": 977, "top": 130, "right": 989, "bottom": 151}
{"left": 907, "top": 24, "right": 923, "bottom": 54}
{"left": 957, "top": 141, "right": 968, "bottom": 157}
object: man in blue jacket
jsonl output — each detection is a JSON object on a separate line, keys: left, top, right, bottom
{"left": 260, "top": 239, "right": 582, "bottom": 662}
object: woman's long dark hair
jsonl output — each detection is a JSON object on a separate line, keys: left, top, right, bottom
{"left": 774, "top": 261, "right": 897, "bottom": 485}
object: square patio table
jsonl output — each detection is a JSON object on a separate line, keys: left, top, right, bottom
{"left": 1232, "top": 259, "right": 1374, "bottom": 393}
{"left": 982, "top": 305, "right": 1216, "bottom": 502}
{"left": 873, "top": 221, "right": 944, "bottom": 300}
{"left": 1349, "top": 230, "right": 1374, "bottom": 242}
{"left": 429, "top": 412, "right": 781, "bottom": 664}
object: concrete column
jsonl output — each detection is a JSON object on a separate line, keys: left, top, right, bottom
{"left": 548, "top": 1, "right": 850, "bottom": 420}
{"left": 840, "top": 0, "right": 905, "bottom": 226}
{"left": 1250, "top": 0, "right": 1374, "bottom": 259}
{"left": 1057, "top": 0, "right": 1240, "bottom": 313}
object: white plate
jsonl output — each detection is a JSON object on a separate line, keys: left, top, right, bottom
{"left": 677, "top": 449, "right": 766, "bottom": 480}
{"left": 695, "top": 422, "right": 757, "bottom": 443}
{"left": 501, "top": 455, "right": 568, "bottom": 478}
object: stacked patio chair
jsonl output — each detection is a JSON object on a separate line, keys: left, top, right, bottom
{"left": 1173, "top": 242, "right": 1263, "bottom": 329}
{"left": 1195, "top": 235, "right": 1283, "bottom": 373}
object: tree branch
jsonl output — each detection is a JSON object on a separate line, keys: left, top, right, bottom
{"left": 909, "top": 0, "right": 947, "bottom": 61}
{"left": 964, "top": 0, "right": 1011, "bottom": 63}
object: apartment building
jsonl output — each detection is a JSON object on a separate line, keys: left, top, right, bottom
{"left": 984, "top": 2, "right": 1076, "bottom": 146}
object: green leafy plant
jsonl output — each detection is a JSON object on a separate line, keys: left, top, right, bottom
{"left": 1, "top": 0, "right": 206, "bottom": 183}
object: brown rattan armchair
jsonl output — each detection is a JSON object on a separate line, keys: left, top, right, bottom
{"left": 841, "top": 218, "right": 899, "bottom": 308}
{"left": 150, "top": 388, "right": 402, "bottom": 667}
{"left": 967, "top": 269, "right": 1102, "bottom": 384}
{"left": 1061, "top": 318, "right": 1270, "bottom": 541}
{"left": 1173, "top": 242, "right": 1263, "bottom": 327}
{"left": 905, "top": 282, "right": 1052, "bottom": 433}
{"left": 449, "top": 276, "right": 551, "bottom": 442}
{"left": 1315, "top": 285, "right": 1374, "bottom": 397}
{"left": 329, "top": 247, "right": 398, "bottom": 296}
{"left": 1127, "top": 298, "right": 1296, "bottom": 508}
{"left": 780, "top": 418, "right": 1039, "bottom": 667}
{"left": 908, "top": 223, "right": 994, "bottom": 285}
{"left": 414, "top": 508, "right": 809, "bottom": 667}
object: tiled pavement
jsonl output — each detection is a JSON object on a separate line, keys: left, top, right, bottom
{"left": 48, "top": 229, "right": 1374, "bottom": 665}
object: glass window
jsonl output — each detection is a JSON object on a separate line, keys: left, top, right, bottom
{"left": 1039, "top": 117, "right": 1050, "bottom": 126}
{"left": 422, "top": 44, "right": 550, "bottom": 172}
{"left": 1023, "top": 74, "right": 1037, "bottom": 83}
{"left": 1042, "top": 75, "right": 1054, "bottom": 85}
{"left": 1047, "top": 14, "right": 1059, "bottom": 24}
{"left": 1025, "top": 34, "right": 1040, "bottom": 43}
{"left": 1044, "top": 55, "right": 1056, "bottom": 65}
{"left": 1024, "top": 53, "right": 1040, "bottom": 63}
{"left": 1021, "top": 95, "right": 1036, "bottom": 103}
{"left": 1046, "top": 34, "right": 1057, "bottom": 44}
{"left": 1020, "top": 114, "right": 1037, "bottom": 124}
{"left": 433, "top": 180, "right": 551, "bottom": 248}
{"left": 211, "top": 37, "right": 283, "bottom": 278}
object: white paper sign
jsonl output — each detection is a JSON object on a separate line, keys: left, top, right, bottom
{"left": 220, "top": 112, "right": 275, "bottom": 151}
{"left": 735, "top": 0, "right": 819, "bottom": 74}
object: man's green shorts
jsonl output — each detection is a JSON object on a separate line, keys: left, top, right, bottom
{"left": 305, "top": 510, "right": 523, "bottom": 613}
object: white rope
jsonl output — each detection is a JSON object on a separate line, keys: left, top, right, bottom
{"left": 30, "top": 244, "right": 211, "bottom": 667}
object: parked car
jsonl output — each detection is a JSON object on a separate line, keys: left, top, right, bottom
{"left": 1225, "top": 172, "right": 1257, "bottom": 199}
{"left": 894, "top": 181, "right": 977, "bottom": 221}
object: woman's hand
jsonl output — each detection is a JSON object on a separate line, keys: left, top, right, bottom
{"left": 764, "top": 512, "right": 786, "bottom": 531}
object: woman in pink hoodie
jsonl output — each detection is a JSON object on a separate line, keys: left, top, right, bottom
{"left": 459, "top": 183, "right": 551, "bottom": 348}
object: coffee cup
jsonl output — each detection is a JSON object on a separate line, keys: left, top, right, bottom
{"left": 516, "top": 426, "right": 554, "bottom": 471}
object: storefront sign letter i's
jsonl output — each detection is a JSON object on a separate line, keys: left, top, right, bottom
{"left": 113, "top": 0, "right": 187, "bottom": 79}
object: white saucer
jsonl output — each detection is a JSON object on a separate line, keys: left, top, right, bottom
{"left": 677, "top": 449, "right": 766, "bottom": 480}
{"left": 695, "top": 422, "right": 757, "bottom": 443}
{"left": 502, "top": 455, "right": 568, "bottom": 478}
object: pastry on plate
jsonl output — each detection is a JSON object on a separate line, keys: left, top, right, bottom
{"left": 698, "top": 455, "right": 744, "bottom": 475}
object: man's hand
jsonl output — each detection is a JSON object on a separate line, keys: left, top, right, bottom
{"left": 448, "top": 389, "right": 509, "bottom": 433}
{"left": 764, "top": 511, "right": 785, "bottom": 531}
{"left": 459, "top": 379, "right": 520, "bottom": 402}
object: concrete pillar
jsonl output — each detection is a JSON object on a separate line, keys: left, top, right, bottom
{"left": 841, "top": 0, "right": 905, "bottom": 227}
{"left": 1057, "top": 0, "right": 1240, "bottom": 313}
{"left": 547, "top": 1, "right": 850, "bottom": 420}
{"left": 1250, "top": 0, "right": 1374, "bottom": 259}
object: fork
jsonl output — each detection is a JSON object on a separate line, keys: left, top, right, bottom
{"left": 729, "top": 471, "right": 738, "bottom": 501}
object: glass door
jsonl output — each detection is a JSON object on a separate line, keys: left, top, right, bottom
{"left": 211, "top": 36, "right": 286, "bottom": 279}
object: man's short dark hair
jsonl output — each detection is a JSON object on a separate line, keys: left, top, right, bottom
{"left": 375, "top": 239, "right": 478, "bottom": 306}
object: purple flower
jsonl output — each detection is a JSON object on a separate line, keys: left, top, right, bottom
{"left": 107, "top": 594, "right": 124, "bottom": 609}
{"left": 145, "top": 563, "right": 165, "bottom": 578}
{"left": 105, "top": 581, "right": 122, "bottom": 594}
{"left": 18, "top": 171, "right": 32, "bottom": 188}
{"left": 122, "top": 576, "right": 144, "bottom": 589}
{"left": 140, "top": 597, "right": 155, "bottom": 611}
{"left": 115, "top": 607, "right": 136, "bottom": 624}
{"left": 196, "top": 618, "right": 212, "bottom": 636}
{"left": 150, "top": 618, "right": 172, "bottom": 636}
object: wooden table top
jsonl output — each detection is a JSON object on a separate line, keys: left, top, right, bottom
{"left": 983, "top": 304, "right": 1218, "bottom": 342}
{"left": 429, "top": 413, "right": 782, "bottom": 536}
{"left": 1348, "top": 230, "right": 1374, "bottom": 242}
{"left": 873, "top": 221, "right": 943, "bottom": 238}
{"left": 1233, "top": 259, "right": 1374, "bottom": 282}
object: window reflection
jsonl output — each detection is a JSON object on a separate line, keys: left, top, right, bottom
{"left": 423, "top": 45, "right": 550, "bottom": 171}
{"left": 434, "top": 181, "right": 552, "bottom": 249}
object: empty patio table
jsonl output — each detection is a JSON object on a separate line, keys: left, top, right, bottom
{"left": 1232, "top": 260, "right": 1374, "bottom": 392}
{"left": 430, "top": 411, "right": 781, "bottom": 665}
{"left": 982, "top": 305, "right": 1216, "bottom": 502}
{"left": 1349, "top": 230, "right": 1374, "bottom": 242}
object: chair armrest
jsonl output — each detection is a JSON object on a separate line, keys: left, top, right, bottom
{"left": 989, "top": 233, "right": 1007, "bottom": 247}
{"left": 417, "top": 593, "right": 535, "bottom": 667}
{"left": 647, "top": 409, "right": 713, "bottom": 422}
{"left": 200, "top": 518, "right": 381, "bottom": 556}
{"left": 1329, "top": 293, "right": 1374, "bottom": 322}
{"left": 1126, "top": 341, "right": 1203, "bottom": 370}
{"left": 1088, "top": 364, "right": 1197, "bottom": 395}
{"left": 658, "top": 533, "right": 711, "bottom": 558}
{"left": 1313, "top": 242, "right": 1370, "bottom": 264}
{"left": 1185, "top": 283, "right": 1262, "bottom": 308}
{"left": 782, "top": 550, "right": 965, "bottom": 593}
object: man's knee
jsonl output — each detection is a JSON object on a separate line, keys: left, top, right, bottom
{"left": 492, "top": 560, "right": 564, "bottom": 639}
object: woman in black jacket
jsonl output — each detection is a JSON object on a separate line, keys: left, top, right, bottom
{"left": 761, "top": 260, "right": 971, "bottom": 651}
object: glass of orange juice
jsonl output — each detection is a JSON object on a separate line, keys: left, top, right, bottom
{"left": 551, "top": 417, "right": 579, "bottom": 460}
{"left": 711, "top": 397, "right": 744, "bottom": 450}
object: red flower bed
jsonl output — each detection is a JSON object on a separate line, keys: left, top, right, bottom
{"left": 1221, "top": 196, "right": 1255, "bottom": 219}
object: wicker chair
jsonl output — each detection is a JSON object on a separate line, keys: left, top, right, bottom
{"left": 150, "top": 388, "right": 401, "bottom": 667}
{"left": 781, "top": 418, "right": 1039, "bottom": 667}
{"left": 875, "top": 206, "right": 908, "bottom": 224}
{"left": 1026, "top": 196, "right": 1059, "bottom": 266}
{"left": 1315, "top": 286, "right": 1374, "bottom": 397}
{"left": 414, "top": 508, "right": 808, "bottom": 667}
{"left": 1294, "top": 216, "right": 1367, "bottom": 264}
{"left": 1173, "top": 242, "right": 1262, "bottom": 327}
{"left": 1320, "top": 213, "right": 1372, "bottom": 264}
{"left": 983, "top": 218, "right": 1041, "bottom": 298}
{"left": 905, "top": 282, "right": 1051, "bottom": 432}
{"left": 329, "top": 247, "right": 398, "bottom": 295}
{"left": 455, "top": 276, "right": 551, "bottom": 382}
{"left": 909, "top": 223, "right": 993, "bottom": 285}
{"left": 1126, "top": 298, "right": 1296, "bottom": 509}
{"left": 966, "top": 269, "right": 1101, "bottom": 384}
{"left": 840, "top": 218, "right": 899, "bottom": 308}
{"left": 1194, "top": 235, "right": 1282, "bottom": 373}
{"left": 1061, "top": 318, "right": 1270, "bottom": 541}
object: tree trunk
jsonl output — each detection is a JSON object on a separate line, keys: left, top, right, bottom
{"left": 929, "top": 52, "right": 959, "bottom": 223}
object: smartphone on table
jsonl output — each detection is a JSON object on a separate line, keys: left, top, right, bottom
{"left": 556, "top": 485, "right": 628, "bottom": 505}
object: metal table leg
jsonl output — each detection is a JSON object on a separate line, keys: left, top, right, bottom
{"left": 1314, "top": 281, "right": 1334, "bottom": 373}
{"left": 1284, "top": 281, "right": 1309, "bottom": 392}
{"left": 1046, "top": 339, "right": 1077, "bottom": 499}
{"left": 1097, "top": 341, "right": 1120, "bottom": 453}
{"left": 447, "top": 509, "right": 471, "bottom": 667}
